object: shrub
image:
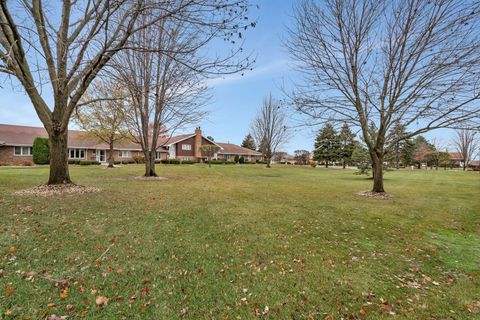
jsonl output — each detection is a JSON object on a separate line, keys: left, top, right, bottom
{"left": 121, "top": 160, "right": 135, "bottom": 164}
{"left": 32, "top": 137, "right": 49, "bottom": 164}
{"left": 309, "top": 160, "right": 317, "bottom": 168}
{"left": 159, "top": 159, "right": 182, "bottom": 164}
{"left": 256, "top": 160, "right": 267, "bottom": 164}
{"left": 114, "top": 160, "right": 121, "bottom": 165}
{"left": 224, "top": 161, "right": 236, "bottom": 165}
{"left": 234, "top": 155, "right": 240, "bottom": 163}
{"left": 79, "top": 160, "right": 100, "bottom": 166}
{"left": 181, "top": 160, "right": 195, "bottom": 164}
{"left": 239, "top": 156, "right": 245, "bottom": 164}
{"left": 68, "top": 159, "right": 80, "bottom": 165}
{"left": 133, "top": 156, "right": 145, "bottom": 164}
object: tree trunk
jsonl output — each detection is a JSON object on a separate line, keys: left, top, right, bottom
{"left": 108, "top": 142, "right": 115, "bottom": 168}
{"left": 371, "top": 154, "right": 385, "bottom": 193}
{"left": 144, "top": 151, "right": 157, "bottom": 177}
{"left": 343, "top": 159, "right": 346, "bottom": 169}
{"left": 266, "top": 157, "right": 271, "bottom": 168}
{"left": 325, "top": 161, "right": 329, "bottom": 168}
{"left": 463, "top": 163, "right": 467, "bottom": 171}
{"left": 208, "top": 156, "right": 212, "bottom": 168}
{"left": 48, "top": 129, "right": 72, "bottom": 185}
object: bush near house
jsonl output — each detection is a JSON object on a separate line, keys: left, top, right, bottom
{"left": 32, "top": 137, "right": 49, "bottom": 164}
{"left": 133, "top": 156, "right": 145, "bottom": 164}
{"left": 79, "top": 160, "right": 101, "bottom": 165}
{"left": 67, "top": 160, "right": 100, "bottom": 165}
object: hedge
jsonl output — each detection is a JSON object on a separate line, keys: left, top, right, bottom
{"left": 32, "top": 137, "right": 49, "bottom": 164}
{"left": 79, "top": 160, "right": 101, "bottom": 166}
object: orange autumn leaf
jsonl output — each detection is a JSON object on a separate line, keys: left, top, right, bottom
{"left": 5, "top": 284, "right": 14, "bottom": 297}
{"left": 60, "top": 287, "right": 69, "bottom": 299}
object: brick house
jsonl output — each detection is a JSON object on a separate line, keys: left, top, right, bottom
{"left": 448, "top": 152, "right": 464, "bottom": 167}
{"left": 0, "top": 124, "right": 263, "bottom": 165}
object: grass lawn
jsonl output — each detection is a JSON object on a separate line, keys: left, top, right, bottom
{"left": 0, "top": 165, "right": 479, "bottom": 319}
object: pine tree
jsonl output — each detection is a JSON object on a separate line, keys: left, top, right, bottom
{"left": 338, "top": 123, "right": 356, "bottom": 168}
{"left": 313, "top": 123, "right": 340, "bottom": 168}
{"left": 241, "top": 133, "right": 256, "bottom": 150}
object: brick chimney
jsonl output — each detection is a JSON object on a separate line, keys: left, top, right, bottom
{"left": 194, "top": 127, "right": 202, "bottom": 161}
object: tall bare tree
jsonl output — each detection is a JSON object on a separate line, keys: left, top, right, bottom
{"left": 115, "top": 2, "right": 252, "bottom": 177}
{"left": 74, "top": 80, "right": 129, "bottom": 168}
{"left": 251, "top": 95, "right": 290, "bottom": 168}
{"left": 452, "top": 129, "right": 479, "bottom": 171}
{"left": 286, "top": 0, "right": 480, "bottom": 193}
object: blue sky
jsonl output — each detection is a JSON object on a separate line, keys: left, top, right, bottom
{"left": 0, "top": 0, "right": 458, "bottom": 153}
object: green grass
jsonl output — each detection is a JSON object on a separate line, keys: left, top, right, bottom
{"left": 0, "top": 165, "right": 479, "bottom": 319}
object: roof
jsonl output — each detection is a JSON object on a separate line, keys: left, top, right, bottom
{"left": 0, "top": 124, "right": 160, "bottom": 151}
{"left": 216, "top": 143, "right": 263, "bottom": 156}
{"left": 468, "top": 160, "right": 480, "bottom": 167}
{"left": 449, "top": 152, "right": 464, "bottom": 161}
{"left": 159, "top": 134, "right": 195, "bottom": 146}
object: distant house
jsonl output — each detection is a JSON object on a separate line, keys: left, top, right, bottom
{"left": 449, "top": 152, "right": 465, "bottom": 167}
{"left": 468, "top": 160, "right": 480, "bottom": 170}
{"left": 216, "top": 143, "right": 263, "bottom": 162}
{"left": 271, "top": 152, "right": 296, "bottom": 165}
{"left": 0, "top": 124, "right": 263, "bottom": 165}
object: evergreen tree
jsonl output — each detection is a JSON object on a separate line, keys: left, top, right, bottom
{"left": 338, "top": 123, "right": 356, "bottom": 168}
{"left": 32, "top": 137, "right": 49, "bottom": 165}
{"left": 241, "top": 133, "right": 256, "bottom": 150}
{"left": 351, "top": 141, "right": 371, "bottom": 175}
{"left": 400, "top": 139, "right": 416, "bottom": 167}
{"left": 313, "top": 123, "right": 340, "bottom": 168}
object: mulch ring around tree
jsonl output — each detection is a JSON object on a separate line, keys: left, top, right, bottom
{"left": 13, "top": 184, "right": 101, "bottom": 197}
{"left": 134, "top": 176, "right": 168, "bottom": 181}
{"left": 356, "top": 191, "right": 394, "bottom": 200}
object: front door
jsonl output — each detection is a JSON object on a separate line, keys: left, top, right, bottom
{"left": 96, "top": 149, "right": 106, "bottom": 162}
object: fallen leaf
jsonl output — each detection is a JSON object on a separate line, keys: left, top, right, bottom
{"left": 359, "top": 307, "right": 367, "bottom": 317}
{"left": 60, "top": 287, "right": 69, "bottom": 299}
{"left": 180, "top": 308, "right": 188, "bottom": 317}
{"left": 5, "top": 283, "right": 14, "bottom": 297}
{"left": 95, "top": 296, "right": 109, "bottom": 306}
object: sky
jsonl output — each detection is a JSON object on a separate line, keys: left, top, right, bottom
{"left": 0, "top": 0, "right": 460, "bottom": 153}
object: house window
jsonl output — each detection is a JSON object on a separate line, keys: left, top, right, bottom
{"left": 119, "top": 150, "right": 130, "bottom": 158}
{"left": 14, "top": 146, "right": 32, "bottom": 156}
{"left": 181, "top": 144, "right": 192, "bottom": 151}
{"left": 69, "top": 148, "right": 85, "bottom": 159}
{"left": 155, "top": 152, "right": 163, "bottom": 160}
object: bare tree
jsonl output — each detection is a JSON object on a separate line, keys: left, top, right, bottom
{"left": 251, "top": 95, "right": 290, "bottom": 168}
{"left": 286, "top": 0, "right": 480, "bottom": 193}
{"left": 452, "top": 129, "right": 479, "bottom": 171}
{"left": 200, "top": 145, "right": 221, "bottom": 167}
{"left": 0, "top": 1, "right": 192, "bottom": 184}
{"left": 74, "top": 80, "right": 129, "bottom": 168}
{"left": 115, "top": 2, "right": 252, "bottom": 177}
